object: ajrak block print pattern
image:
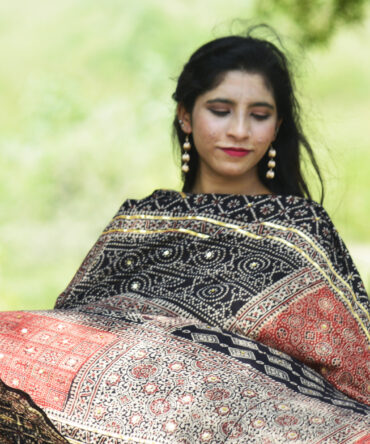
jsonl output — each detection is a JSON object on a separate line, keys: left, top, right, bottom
{"left": 55, "top": 190, "right": 369, "bottom": 405}
{"left": 0, "top": 311, "right": 116, "bottom": 410}
{"left": 0, "top": 297, "right": 369, "bottom": 443}
{"left": 233, "top": 280, "right": 368, "bottom": 403}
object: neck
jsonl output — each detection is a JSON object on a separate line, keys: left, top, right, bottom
{"left": 191, "top": 170, "right": 271, "bottom": 196}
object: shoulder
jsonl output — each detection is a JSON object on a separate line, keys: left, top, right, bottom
{"left": 250, "top": 195, "right": 337, "bottom": 250}
{"left": 277, "top": 195, "right": 340, "bottom": 240}
{"left": 277, "top": 196, "right": 368, "bottom": 305}
{"left": 244, "top": 194, "right": 335, "bottom": 233}
{"left": 267, "top": 194, "right": 331, "bottom": 220}
{"left": 113, "top": 190, "right": 190, "bottom": 217}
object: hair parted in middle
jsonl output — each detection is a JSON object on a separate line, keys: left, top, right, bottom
{"left": 172, "top": 26, "right": 324, "bottom": 203}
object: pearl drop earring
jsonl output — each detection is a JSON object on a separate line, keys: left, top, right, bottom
{"left": 266, "top": 145, "right": 277, "bottom": 179}
{"left": 181, "top": 135, "right": 191, "bottom": 173}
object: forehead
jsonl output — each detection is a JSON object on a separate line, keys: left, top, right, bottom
{"left": 201, "top": 70, "right": 275, "bottom": 103}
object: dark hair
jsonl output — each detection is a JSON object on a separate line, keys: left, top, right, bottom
{"left": 172, "top": 29, "right": 324, "bottom": 202}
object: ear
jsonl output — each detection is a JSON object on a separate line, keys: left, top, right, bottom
{"left": 274, "top": 118, "right": 283, "bottom": 140}
{"left": 177, "top": 104, "right": 192, "bottom": 134}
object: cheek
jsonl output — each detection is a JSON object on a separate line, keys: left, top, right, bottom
{"left": 256, "top": 136, "right": 271, "bottom": 144}
{"left": 255, "top": 124, "right": 276, "bottom": 144}
{"left": 193, "top": 114, "right": 218, "bottom": 143}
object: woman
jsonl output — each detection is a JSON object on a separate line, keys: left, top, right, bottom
{"left": 173, "top": 34, "right": 321, "bottom": 199}
{"left": 0, "top": 32, "right": 369, "bottom": 443}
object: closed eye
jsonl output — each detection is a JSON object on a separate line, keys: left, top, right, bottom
{"left": 209, "top": 109, "right": 229, "bottom": 117}
{"left": 251, "top": 113, "right": 270, "bottom": 121}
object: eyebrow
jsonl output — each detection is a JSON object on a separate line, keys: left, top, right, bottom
{"left": 206, "top": 98, "right": 275, "bottom": 110}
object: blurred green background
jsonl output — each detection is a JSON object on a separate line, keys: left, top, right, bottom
{"left": 0, "top": 0, "right": 369, "bottom": 310}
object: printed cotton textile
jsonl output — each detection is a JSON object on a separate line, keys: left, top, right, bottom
{"left": 0, "top": 190, "right": 369, "bottom": 443}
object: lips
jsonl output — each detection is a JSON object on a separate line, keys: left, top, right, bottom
{"left": 220, "top": 148, "right": 251, "bottom": 157}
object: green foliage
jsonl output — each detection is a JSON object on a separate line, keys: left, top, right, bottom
{"left": 255, "top": 0, "right": 368, "bottom": 46}
{"left": 0, "top": 0, "right": 369, "bottom": 310}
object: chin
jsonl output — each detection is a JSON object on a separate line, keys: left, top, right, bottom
{"left": 218, "top": 167, "right": 252, "bottom": 178}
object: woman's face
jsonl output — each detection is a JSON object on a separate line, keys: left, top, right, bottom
{"left": 179, "top": 70, "right": 281, "bottom": 194}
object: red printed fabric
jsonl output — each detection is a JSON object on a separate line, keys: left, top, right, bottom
{"left": 241, "top": 284, "right": 368, "bottom": 403}
{"left": 0, "top": 298, "right": 369, "bottom": 443}
{"left": 0, "top": 311, "right": 116, "bottom": 410}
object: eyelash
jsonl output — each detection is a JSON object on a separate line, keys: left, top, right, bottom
{"left": 210, "top": 109, "right": 229, "bottom": 116}
{"left": 252, "top": 114, "right": 270, "bottom": 121}
{"left": 210, "top": 109, "right": 270, "bottom": 120}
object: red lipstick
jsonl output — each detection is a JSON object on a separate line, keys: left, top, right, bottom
{"left": 220, "top": 148, "right": 251, "bottom": 157}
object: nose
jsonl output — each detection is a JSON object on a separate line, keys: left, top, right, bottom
{"left": 226, "top": 114, "right": 250, "bottom": 140}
